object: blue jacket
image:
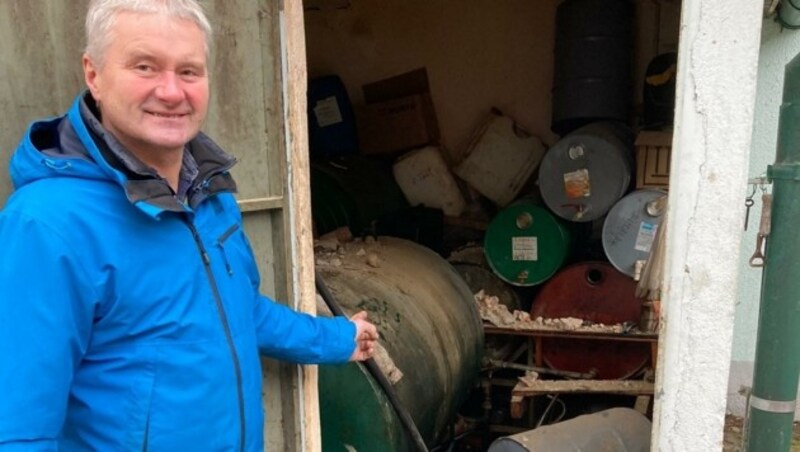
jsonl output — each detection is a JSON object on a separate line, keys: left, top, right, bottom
{"left": 0, "top": 94, "right": 356, "bottom": 451}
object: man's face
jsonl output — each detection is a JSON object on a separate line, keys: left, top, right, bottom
{"left": 83, "top": 12, "right": 209, "bottom": 157}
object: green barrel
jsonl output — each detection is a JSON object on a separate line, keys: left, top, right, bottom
{"left": 317, "top": 237, "right": 484, "bottom": 451}
{"left": 310, "top": 156, "right": 408, "bottom": 236}
{"left": 483, "top": 201, "right": 572, "bottom": 286}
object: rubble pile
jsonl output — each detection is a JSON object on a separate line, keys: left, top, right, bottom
{"left": 474, "top": 290, "right": 629, "bottom": 334}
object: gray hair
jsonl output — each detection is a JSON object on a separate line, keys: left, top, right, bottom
{"left": 84, "top": 0, "right": 212, "bottom": 66}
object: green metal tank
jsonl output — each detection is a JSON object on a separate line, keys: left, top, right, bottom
{"left": 310, "top": 156, "right": 408, "bottom": 236}
{"left": 483, "top": 201, "right": 573, "bottom": 286}
{"left": 316, "top": 237, "right": 484, "bottom": 451}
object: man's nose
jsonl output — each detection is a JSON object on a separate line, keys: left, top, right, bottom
{"left": 155, "top": 71, "right": 185, "bottom": 103}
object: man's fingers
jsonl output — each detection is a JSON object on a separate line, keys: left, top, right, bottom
{"left": 351, "top": 310, "right": 368, "bottom": 321}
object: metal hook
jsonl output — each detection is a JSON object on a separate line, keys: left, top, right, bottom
{"left": 748, "top": 183, "right": 757, "bottom": 200}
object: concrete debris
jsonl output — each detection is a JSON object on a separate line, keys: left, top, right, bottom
{"left": 474, "top": 290, "right": 628, "bottom": 334}
{"left": 356, "top": 248, "right": 366, "bottom": 256}
{"left": 366, "top": 253, "right": 380, "bottom": 268}
{"left": 475, "top": 290, "right": 517, "bottom": 326}
{"left": 518, "top": 370, "right": 540, "bottom": 387}
{"left": 314, "top": 238, "right": 340, "bottom": 252}
{"left": 319, "top": 226, "right": 353, "bottom": 243}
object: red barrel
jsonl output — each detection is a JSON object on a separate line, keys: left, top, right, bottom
{"left": 530, "top": 262, "right": 650, "bottom": 379}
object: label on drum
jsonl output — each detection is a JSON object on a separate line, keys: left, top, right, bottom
{"left": 635, "top": 222, "right": 659, "bottom": 252}
{"left": 314, "top": 96, "right": 343, "bottom": 127}
{"left": 512, "top": 236, "right": 538, "bottom": 261}
{"left": 563, "top": 169, "right": 591, "bottom": 198}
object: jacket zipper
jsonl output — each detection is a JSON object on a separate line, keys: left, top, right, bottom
{"left": 187, "top": 221, "right": 246, "bottom": 451}
{"left": 216, "top": 224, "right": 240, "bottom": 276}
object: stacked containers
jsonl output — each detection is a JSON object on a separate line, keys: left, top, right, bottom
{"left": 483, "top": 200, "right": 572, "bottom": 287}
{"left": 539, "top": 122, "right": 633, "bottom": 223}
{"left": 602, "top": 189, "right": 668, "bottom": 278}
{"left": 530, "top": 262, "right": 650, "bottom": 379}
{"left": 551, "top": 0, "right": 633, "bottom": 135}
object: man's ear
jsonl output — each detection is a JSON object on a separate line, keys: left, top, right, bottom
{"left": 83, "top": 54, "right": 101, "bottom": 101}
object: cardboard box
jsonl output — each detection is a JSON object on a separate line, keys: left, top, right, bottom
{"left": 635, "top": 131, "right": 672, "bottom": 189}
{"left": 357, "top": 94, "right": 439, "bottom": 155}
{"left": 357, "top": 68, "right": 440, "bottom": 155}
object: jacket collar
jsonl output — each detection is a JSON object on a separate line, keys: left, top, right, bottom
{"left": 73, "top": 92, "right": 237, "bottom": 215}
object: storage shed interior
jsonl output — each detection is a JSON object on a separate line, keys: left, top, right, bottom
{"left": 303, "top": 0, "right": 683, "bottom": 450}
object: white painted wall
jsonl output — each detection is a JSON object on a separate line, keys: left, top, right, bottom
{"left": 727, "top": 15, "right": 800, "bottom": 418}
{"left": 652, "top": 0, "right": 762, "bottom": 449}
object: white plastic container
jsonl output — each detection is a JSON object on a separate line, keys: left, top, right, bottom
{"left": 455, "top": 112, "right": 546, "bottom": 206}
{"left": 392, "top": 146, "right": 466, "bottom": 217}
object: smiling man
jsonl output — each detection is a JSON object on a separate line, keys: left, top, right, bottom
{"left": 0, "top": 1, "right": 377, "bottom": 450}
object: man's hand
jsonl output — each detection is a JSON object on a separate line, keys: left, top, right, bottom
{"left": 349, "top": 311, "right": 378, "bottom": 361}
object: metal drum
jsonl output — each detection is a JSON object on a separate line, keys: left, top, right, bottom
{"left": 310, "top": 155, "right": 408, "bottom": 236}
{"left": 602, "top": 189, "right": 668, "bottom": 278}
{"left": 539, "top": 122, "right": 633, "bottom": 222}
{"left": 449, "top": 244, "right": 521, "bottom": 312}
{"left": 316, "top": 237, "right": 484, "bottom": 451}
{"left": 488, "top": 408, "right": 651, "bottom": 452}
{"left": 530, "top": 262, "right": 649, "bottom": 379}
{"left": 551, "top": 0, "right": 633, "bottom": 135}
{"left": 483, "top": 201, "right": 572, "bottom": 287}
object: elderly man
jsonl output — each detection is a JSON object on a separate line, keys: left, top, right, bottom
{"left": 0, "top": 0, "right": 377, "bottom": 450}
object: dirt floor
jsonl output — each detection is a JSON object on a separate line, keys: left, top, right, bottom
{"left": 723, "top": 415, "right": 800, "bottom": 451}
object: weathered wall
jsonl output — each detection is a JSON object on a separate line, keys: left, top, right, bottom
{"left": 652, "top": 0, "right": 762, "bottom": 449}
{"left": 727, "top": 15, "right": 800, "bottom": 418}
{"left": 0, "top": 1, "right": 88, "bottom": 202}
{"left": 304, "top": 0, "right": 679, "bottom": 162}
{"left": 305, "top": 0, "right": 560, "bottom": 158}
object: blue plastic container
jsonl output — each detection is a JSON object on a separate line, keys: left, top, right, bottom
{"left": 307, "top": 75, "right": 358, "bottom": 157}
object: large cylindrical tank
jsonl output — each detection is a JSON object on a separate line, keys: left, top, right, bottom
{"left": 539, "top": 122, "right": 633, "bottom": 223}
{"left": 483, "top": 201, "right": 573, "bottom": 287}
{"left": 530, "top": 262, "right": 649, "bottom": 379}
{"left": 316, "top": 237, "right": 484, "bottom": 451}
{"left": 310, "top": 155, "right": 408, "bottom": 236}
{"left": 488, "top": 408, "right": 651, "bottom": 452}
{"left": 602, "top": 189, "right": 668, "bottom": 278}
{"left": 551, "top": 0, "right": 633, "bottom": 135}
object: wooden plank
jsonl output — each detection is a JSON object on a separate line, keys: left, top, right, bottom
{"left": 513, "top": 379, "right": 655, "bottom": 396}
{"left": 484, "top": 324, "right": 659, "bottom": 343}
{"left": 237, "top": 196, "right": 284, "bottom": 212}
{"left": 282, "top": 1, "right": 321, "bottom": 451}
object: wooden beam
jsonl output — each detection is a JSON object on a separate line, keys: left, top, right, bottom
{"left": 237, "top": 196, "right": 284, "bottom": 213}
{"left": 281, "top": 1, "right": 320, "bottom": 451}
{"left": 513, "top": 379, "right": 655, "bottom": 396}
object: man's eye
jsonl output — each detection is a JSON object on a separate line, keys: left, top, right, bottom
{"left": 135, "top": 64, "right": 153, "bottom": 72}
{"left": 181, "top": 69, "right": 204, "bottom": 78}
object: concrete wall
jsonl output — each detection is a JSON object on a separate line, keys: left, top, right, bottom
{"left": 304, "top": 0, "right": 679, "bottom": 161}
{"left": 727, "top": 15, "right": 800, "bottom": 418}
{"left": 305, "top": 0, "right": 561, "bottom": 158}
{"left": 652, "top": 0, "right": 762, "bottom": 449}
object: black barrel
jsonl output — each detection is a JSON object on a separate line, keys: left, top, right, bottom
{"left": 551, "top": 0, "right": 633, "bottom": 135}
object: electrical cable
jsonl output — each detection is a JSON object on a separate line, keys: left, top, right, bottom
{"left": 315, "top": 270, "right": 430, "bottom": 452}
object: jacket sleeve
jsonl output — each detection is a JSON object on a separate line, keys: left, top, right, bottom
{"left": 252, "top": 295, "right": 356, "bottom": 364}
{"left": 0, "top": 211, "right": 94, "bottom": 447}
